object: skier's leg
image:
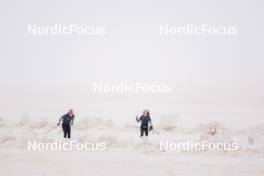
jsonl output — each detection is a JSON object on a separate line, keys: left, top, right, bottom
{"left": 145, "top": 128, "right": 149, "bottom": 136}
{"left": 140, "top": 127, "right": 144, "bottom": 137}
{"left": 62, "top": 124, "right": 67, "bottom": 138}
{"left": 68, "top": 125, "right": 71, "bottom": 138}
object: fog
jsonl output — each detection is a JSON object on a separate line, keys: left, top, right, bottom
{"left": 0, "top": 0, "right": 263, "bottom": 127}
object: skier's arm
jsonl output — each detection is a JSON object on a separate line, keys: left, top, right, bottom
{"left": 71, "top": 116, "right": 75, "bottom": 125}
{"left": 57, "top": 116, "right": 62, "bottom": 126}
{"left": 149, "top": 118, "right": 153, "bottom": 131}
{"left": 149, "top": 118, "right": 153, "bottom": 126}
{"left": 136, "top": 115, "right": 141, "bottom": 122}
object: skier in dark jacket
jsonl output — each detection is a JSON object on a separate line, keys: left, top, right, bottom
{"left": 57, "top": 109, "right": 75, "bottom": 138}
{"left": 136, "top": 110, "right": 153, "bottom": 137}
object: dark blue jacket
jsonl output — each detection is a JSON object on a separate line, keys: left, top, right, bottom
{"left": 60, "top": 114, "right": 74, "bottom": 125}
{"left": 136, "top": 115, "right": 152, "bottom": 128}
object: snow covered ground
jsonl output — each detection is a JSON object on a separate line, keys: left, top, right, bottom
{"left": 0, "top": 117, "right": 264, "bottom": 176}
{"left": 1, "top": 149, "right": 264, "bottom": 176}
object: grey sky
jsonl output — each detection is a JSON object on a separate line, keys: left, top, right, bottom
{"left": 0, "top": 0, "right": 263, "bottom": 124}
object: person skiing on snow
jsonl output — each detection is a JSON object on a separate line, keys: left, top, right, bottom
{"left": 136, "top": 110, "right": 153, "bottom": 137}
{"left": 57, "top": 109, "right": 75, "bottom": 138}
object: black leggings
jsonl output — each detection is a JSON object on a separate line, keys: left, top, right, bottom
{"left": 140, "top": 127, "right": 148, "bottom": 137}
{"left": 62, "top": 123, "right": 71, "bottom": 138}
